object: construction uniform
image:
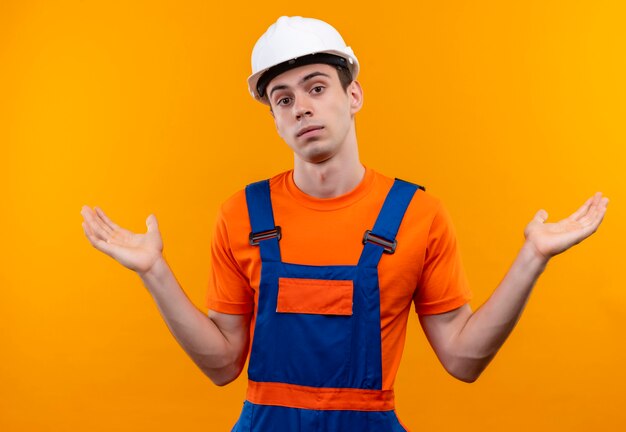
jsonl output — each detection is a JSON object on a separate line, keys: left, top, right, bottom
{"left": 208, "top": 169, "right": 471, "bottom": 431}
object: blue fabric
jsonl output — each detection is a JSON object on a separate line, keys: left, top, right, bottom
{"left": 358, "top": 179, "right": 419, "bottom": 268}
{"left": 231, "top": 401, "right": 407, "bottom": 432}
{"left": 245, "top": 180, "right": 281, "bottom": 262}
{"left": 240, "top": 179, "right": 419, "bottom": 430}
{"left": 248, "top": 262, "right": 364, "bottom": 388}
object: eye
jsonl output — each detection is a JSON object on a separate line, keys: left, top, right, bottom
{"left": 311, "top": 86, "right": 325, "bottom": 94}
{"left": 276, "top": 97, "right": 291, "bottom": 106}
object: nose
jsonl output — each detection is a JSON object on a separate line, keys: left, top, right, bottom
{"left": 294, "top": 96, "right": 313, "bottom": 121}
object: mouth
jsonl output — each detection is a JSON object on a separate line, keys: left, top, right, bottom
{"left": 296, "top": 126, "right": 324, "bottom": 138}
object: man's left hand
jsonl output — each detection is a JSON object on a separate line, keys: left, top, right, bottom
{"left": 523, "top": 192, "right": 609, "bottom": 262}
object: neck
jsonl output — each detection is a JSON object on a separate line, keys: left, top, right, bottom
{"left": 292, "top": 139, "right": 365, "bottom": 199}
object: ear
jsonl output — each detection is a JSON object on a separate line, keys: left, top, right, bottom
{"left": 348, "top": 80, "right": 364, "bottom": 115}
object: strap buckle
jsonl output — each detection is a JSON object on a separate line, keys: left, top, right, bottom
{"left": 249, "top": 226, "right": 282, "bottom": 246}
{"left": 362, "top": 230, "right": 397, "bottom": 254}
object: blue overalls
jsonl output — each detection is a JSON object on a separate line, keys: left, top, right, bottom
{"left": 232, "top": 178, "right": 420, "bottom": 432}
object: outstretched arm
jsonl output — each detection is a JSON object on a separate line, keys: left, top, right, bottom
{"left": 419, "top": 193, "right": 609, "bottom": 383}
{"left": 81, "top": 206, "right": 250, "bottom": 386}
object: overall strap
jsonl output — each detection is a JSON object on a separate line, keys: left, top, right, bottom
{"left": 358, "top": 179, "right": 422, "bottom": 267}
{"left": 245, "top": 180, "right": 281, "bottom": 262}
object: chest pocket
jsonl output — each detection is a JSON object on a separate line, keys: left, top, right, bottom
{"left": 277, "top": 278, "right": 353, "bottom": 315}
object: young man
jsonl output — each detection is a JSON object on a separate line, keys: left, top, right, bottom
{"left": 81, "top": 16, "right": 608, "bottom": 432}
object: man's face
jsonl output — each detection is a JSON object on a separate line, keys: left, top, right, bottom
{"left": 266, "top": 63, "right": 362, "bottom": 165}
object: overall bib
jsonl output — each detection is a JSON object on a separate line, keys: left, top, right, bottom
{"left": 232, "top": 178, "right": 420, "bottom": 432}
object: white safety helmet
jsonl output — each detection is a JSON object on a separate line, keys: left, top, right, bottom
{"left": 247, "top": 16, "right": 360, "bottom": 103}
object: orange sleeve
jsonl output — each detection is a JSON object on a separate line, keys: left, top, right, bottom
{"left": 413, "top": 201, "right": 472, "bottom": 315}
{"left": 206, "top": 205, "right": 255, "bottom": 314}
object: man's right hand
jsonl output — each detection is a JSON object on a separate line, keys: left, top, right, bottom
{"left": 81, "top": 205, "right": 250, "bottom": 385}
{"left": 81, "top": 206, "right": 163, "bottom": 275}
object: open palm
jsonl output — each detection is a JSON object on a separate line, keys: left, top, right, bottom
{"left": 523, "top": 192, "right": 608, "bottom": 260}
{"left": 81, "top": 206, "right": 163, "bottom": 274}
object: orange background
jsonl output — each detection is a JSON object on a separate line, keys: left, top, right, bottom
{"left": 1, "top": 1, "right": 625, "bottom": 431}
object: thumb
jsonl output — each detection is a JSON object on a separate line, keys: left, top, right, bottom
{"left": 524, "top": 209, "right": 549, "bottom": 239}
{"left": 146, "top": 214, "right": 159, "bottom": 233}
{"left": 533, "top": 209, "right": 549, "bottom": 224}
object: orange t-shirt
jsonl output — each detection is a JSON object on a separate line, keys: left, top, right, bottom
{"left": 207, "top": 168, "right": 471, "bottom": 390}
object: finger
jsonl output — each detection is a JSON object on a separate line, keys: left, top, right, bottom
{"left": 146, "top": 214, "right": 159, "bottom": 233}
{"left": 82, "top": 221, "right": 112, "bottom": 250}
{"left": 525, "top": 209, "right": 549, "bottom": 238}
{"left": 82, "top": 207, "right": 112, "bottom": 241}
{"left": 82, "top": 205, "right": 114, "bottom": 236}
{"left": 580, "top": 195, "right": 608, "bottom": 224}
{"left": 571, "top": 204, "right": 607, "bottom": 244}
{"left": 81, "top": 206, "right": 100, "bottom": 234}
{"left": 582, "top": 192, "right": 605, "bottom": 217}
{"left": 576, "top": 213, "right": 606, "bottom": 240}
{"left": 84, "top": 223, "right": 123, "bottom": 257}
{"left": 95, "top": 207, "right": 121, "bottom": 232}
{"left": 93, "top": 212, "right": 114, "bottom": 236}
{"left": 82, "top": 220, "right": 95, "bottom": 239}
{"left": 80, "top": 205, "right": 95, "bottom": 221}
{"left": 586, "top": 197, "right": 609, "bottom": 228}
{"left": 533, "top": 209, "right": 549, "bottom": 224}
{"left": 590, "top": 194, "right": 609, "bottom": 214}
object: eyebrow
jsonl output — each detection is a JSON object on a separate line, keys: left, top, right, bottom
{"left": 268, "top": 71, "right": 332, "bottom": 100}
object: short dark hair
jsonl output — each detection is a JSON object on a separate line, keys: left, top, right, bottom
{"left": 335, "top": 65, "right": 353, "bottom": 91}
